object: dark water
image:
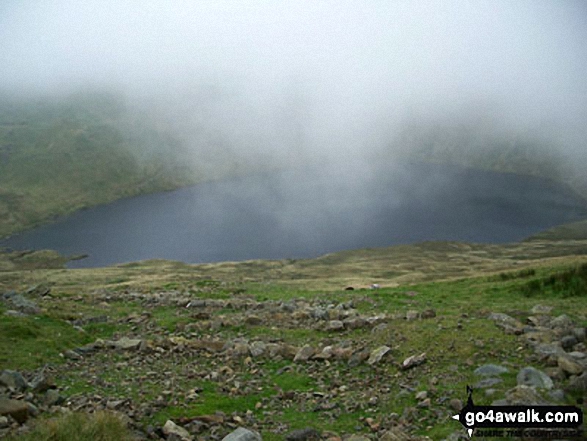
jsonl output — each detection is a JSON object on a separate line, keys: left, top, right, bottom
{"left": 2, "top": 162, "right": 587, "bottom": 268}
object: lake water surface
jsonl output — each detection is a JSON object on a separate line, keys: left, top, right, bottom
{"left": 2, "top": 162, "right": 587, "bottom": 268}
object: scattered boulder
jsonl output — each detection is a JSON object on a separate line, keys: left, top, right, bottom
{"left": 567, "top": 372, "right": 587, "bottom": 392}
{"left": 162, "top": 420, "right": 192, "bottom": 440}
{"left": 402, "top": 353, "right": 426, "bottom": 370}
{"left": 109, "top": 337, "right": 143, "bottom": 351}
{"left": 0, "top": 398, "right": 29, "bottom": 424}
{"left": 1, "top": 292, "right": 40, "bottom": 315}
{"left": 285, "top": 428, "right": 321, "bottom": 440}
{"left": 348, "top": 348, "right": 370, "bottom": 367}
{"left": 516, "top": 367, "right": 554, "bottom": 390}
{"left": 0, "top": 370, "right": 28, "bottom": 392}
{"left": 558, "top": 355, "right": 584, "bottom": 375}
{"left": 488, "top": 312, "right": 523, "bottom": 333}
{"left": 325, "top": 320, "right": 344, "bottom": 332}
{"left": 474, "top": 364, "right": 508, "bottom": 377}
{"left": 549, "top": 314, "right": 573, "bottom": 330}
{"left": 495, "top": 385, "right": 551, "bottom": 406}
{"left": 367, "top": 346, "right": 392, "bottom": 365}
{"left": 405, "top": 310, "right": 419, "bottom": 321}
{"left": 294, "top": 345, "right": 315, "bottom": 363}
{"left": 222, "top": 427, "right": 262, "bottom": 441}
{"left": 530, "top": 304, "right": 553, "bottom": 314}
{"left": 420, "top": 309, "right": 436, "bottom": 319}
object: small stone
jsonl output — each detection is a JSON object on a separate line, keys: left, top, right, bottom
{"left": 549, "top": 314, "right": 573, "bottom": 330}
{"left": 111, "top": 337, "right": 143, "bottom": 351}
{"left": 244, "top": 315, "right": 263, "bottom": 326}
{"left": 421, "top": 309, "right": 436, "bottom": 319}
{"left": 222, "top": 427, "right": 262, "bottom": 441}
{"left": 44, "top": 389, "right": 64, "bottom": 406}
{"left": 530, "top": 305, "right": 553, "bottom": 315}
{"left": 285, "top": 427, "right": 321, "bottom": 440}
{"left": 572, "top": 327, "right": 586, "bottom": 342}
{"left": 474, "top": 364, "right": 508, "bottom": 376}
{"left": 162, "top": 420, "right": 192, "bottom": 441}
{"left": 449, "top": 398, "right": 463, "bottom": 411}
{"left": 0, "top": 416, "right": 8, "bottom": 428}
{"left": 367, "top": 345, "right": 392, "bottom": 365}
{"left": 63, "top": 350, "right": 82, "bottom": 360}
{"left": 548, "top": 389, "right": 566, "bottom": 402}
{"left": 380, "top": 427, "right": 413, "bottom": 441}
{"left": 294, "top": 345, "right": 315, "bottom": 362}
{"left": 561, "top": 335, "right": 578, "bottom": 350}
{"left": 568, "top": 372, "right": 587, "bottom": 392}
{"left": 0, "top": 398, "right": 29, "bottom": 424}
{"left": 348, "top": 348, "right": 370, "bottom": 367}
{"left": 0, "top": 370, "right": 28, "bottom": 392}
{"left": 488, "top": 313, "right": 523, "bottom": 333}
{"left": 558, "top": 355, "right": 584, "bottom": 375}
{"left": 3, "top": 293, "right": 40, "bottom": 315}
{"left": 415, "top": 391, "right": 427, "bottom": 400}
{"left": 325, "top": 320, "right": 344, "bottom": 331}
{"left": 249, "top": 341, "right": 266, "bottom": 357}
{"left": 401, "top": 352, "right": 426, "bottom": 370}
{"left": 405, "top": 310, "right": 419, "bottom": 321}
{"left": 517, "top": 367, "right": 554, "bottom": 390}
{"left": 500, "top": 385, "right": 550, "bottom": 406}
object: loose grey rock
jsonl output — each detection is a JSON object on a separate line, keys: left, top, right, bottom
{"left": 285, "top": 427, "right": 321, "bottom": 440}
{"left": 0, "top": 370, "right": 28, "bottom": 392}
{"left": 0, "top": 398, "right": 29, "bottom": 424}
{"left": 162, "top": 420, "right": 192, "bottom": 441}
{"left": 401, "top": 352, "right": 427, "bottom": 370}
{"left": 0, "top": 416, "right": 8, "bottom": 429}
{"left": 474, "top": 364, "right": 508, "bottom": 376}
{"left": 3, "top": 293, "right": 40, "bottom": 315}
{"left": 499, "top": 385, "right": 550, "bottom": 406}
{"left": 249, "top": 341, "right": 266, "bottom": 357}
{"left": 517, "top": 367, "right": 554, "bottom": 390}
{"left": 325, "top": 320, "right": 344, "bottom": 331}
{"left": 222, "top": 427, "right": 262, "bottom": 441}
{"left": 558, "top": 355, "right": 584, "bottom": 375}
{"left": 421, "top": 309, "right": 436, "bottom": 319}
{"left": 348, "top": 348, "right": 370, "bottom": 367}
{"left": 488, "top": 312, "right": 524, "bottom": 334}
{"left": 530, "top": 305, "right": 553, "bottom": 315}
{"left": 110, "top": 337, "right": 143, "bottom": 351}
{"left": 44, "top": 389, "right": 64, "bottom": 407}
{"left": 534, "top": 342, "right": 565, "bottom": 358}
{"left": 380, "top": 426, "right": 415, "bottom": 440}
{"left": 294, "top": 345, "right": 315, "bottom": 362}
{"left": 572, "top": 327, "right": 586, "bottom": 342}
{"left": 25, "top": 284, "right": 51, "bottom": 297}
{"left": 561, "top": 335, "right": 578, "bottom": 350}
{"left": 567, "top": 372, "right": 587, "bottom": 392}
{"left": 405, "top": 310, "right": 419, "bottom": 321}
{"left": 367, "top": 345, "right": 392, "bottom": 365}
{"left": 548, "top": 389, "right": 566, "bottom": 402}
{"left": 549, "top": 314, "right": 573, "bottom": 330}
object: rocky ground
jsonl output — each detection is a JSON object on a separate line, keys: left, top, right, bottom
{"left": 1, "top": 279, "right": 586, "bottom": 440}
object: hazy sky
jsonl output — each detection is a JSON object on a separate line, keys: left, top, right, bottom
{"left": 1, "top": 0, "right": 586, "bottom": 159}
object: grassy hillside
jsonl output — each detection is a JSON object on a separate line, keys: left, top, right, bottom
{"left": 0, "top": 91, "right": 202, "bottom": 238}
{"left": 391, "top": 119, "right": 587, "bottom": 203}
{"left": 0, "top": 240, "right": 586, "bottom": 440}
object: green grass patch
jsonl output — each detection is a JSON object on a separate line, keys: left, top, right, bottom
{"left": 521, "top": 263, "right": 587, "bottom": 298}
